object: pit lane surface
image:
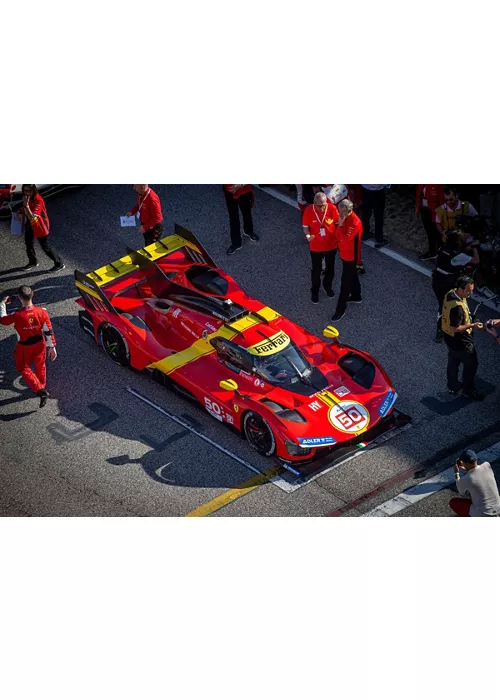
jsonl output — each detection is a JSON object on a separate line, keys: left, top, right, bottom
{"left": 1, "top": 185, "right": 499, "bottom": 517}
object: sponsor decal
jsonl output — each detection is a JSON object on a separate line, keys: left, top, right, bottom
{"left": 333, "top": 385, "right": 350, "bottom": 398}
{"left": 172, "top": 308, "right": 181, "bottom": 318}
{"left": 326, "top": 218, "right": 334, "bottom": 225}
{"left": 29, "top": 317, "right": 35, "bottom": 325}
{"left": 205, "top": 322, "right": 217, "bottom": 333}
{"left": 308, "top": 400, "right": 322, "bottom": 412}
{"left": 247, "top": 331, "right": 291, "bottom": 357}
{"left": 298, "top": 436, "right": 337, "bottom": 447}
{"left": 254, "top": 378, "right": 265, "bottom": 388}
{"left": 233, "top": 404, "right": 239, "bottom": 413}
{"left": 328, "top": 400, "right": 370, "bottom": 434}
{"left": 378, "top": 389, "right": 397, "bottom": 417}
{"left": 180, "top": 321, "right": 200, "bottom": 340}
{"left": 204, "top": 397, "right": 234, "bottom": 425}
{"left": 201, "top": 330, "right": 208, "bottom": 339}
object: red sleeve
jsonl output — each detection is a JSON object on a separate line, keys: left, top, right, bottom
{"left": 31, "top": 196, "right": 50, "bottom": 237}
{"left": 0, "top": 310, "right": 16, "bottom": 326}
{"left": 129, "top": 203, "right": 139, "bottom": 215}
{"left": 302, "top": 206, "right": 312, "bottom": 227}
{"left": 41, "top": 308, "right": 56, "bottom": 346}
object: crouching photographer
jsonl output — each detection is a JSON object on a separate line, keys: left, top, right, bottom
{"left": 449, "top": 449, "right": 500, "bottom": 517}
{"left": 432, "top": 230, "right": 480, "bottom": 342}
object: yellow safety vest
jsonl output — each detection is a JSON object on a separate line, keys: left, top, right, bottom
{"left": 442, "top": 290, "right": 472, "bottom": 337}
{"left": 435, "top": 201, "right": 471, "bottom": 231}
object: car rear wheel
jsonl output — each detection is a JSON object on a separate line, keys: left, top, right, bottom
{"left": 99, "top": 324, "right": 130, "bottom": 367}
{"left": 243, "top": 412, "right": 276, "bottom": 457}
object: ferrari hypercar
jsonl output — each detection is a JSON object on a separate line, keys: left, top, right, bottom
{"left": 74, "top": 225, "right": 401, "bottom": 464}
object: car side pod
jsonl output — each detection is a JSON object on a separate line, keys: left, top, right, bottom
{"left": 323, "top": 325, "right": 340, "bottom": 341}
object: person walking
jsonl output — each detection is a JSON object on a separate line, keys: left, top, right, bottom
{"left": 331, "top": 199, "right": 363, "bottom": 321}
{"left": 302, "top": 192, "right": 339, "bottom": 304}
{"left": 360, "top": 184, "right": 390, "bottom": 248}
{"left": 0, "top": 286, "right": 57, "bottom": 407}
{"left": 224, "top": 185, "right": 258, "bottom": 255}
{"left": 441, "top": 275, "right": 484, "bottom": 400}
{"left": 20, "top": 184, "right": 64, "bottom": 272}
{"left": 449, "top": 449, "right": 500, "bottom": 517}
{"left": 416, "top": 184, "right": 445, "bottom": 260}
{"left": 126, "top": 185, "right": 164, "bottom": 246}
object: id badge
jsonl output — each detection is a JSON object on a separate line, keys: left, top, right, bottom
{"left": 319, "top": 227, "right": 326, "bottom": 237}
{"left": 136, "top": 212, "right": 141, "bottom": 220}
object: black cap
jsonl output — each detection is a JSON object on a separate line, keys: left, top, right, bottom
{"left": 459, "top": 449, "right": 478, "bottom": 464}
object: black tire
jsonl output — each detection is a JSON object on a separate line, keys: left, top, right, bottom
{"left": 243, "top": 412, "right": 276, "bottom": 457}
{"left": 99, "top": 324, "right": 130, "bottom": 367}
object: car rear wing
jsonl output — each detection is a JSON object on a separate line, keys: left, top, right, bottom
{"left": 74, "top": 269, "right": 119, "bottom": 315}
{"left": 75, "top": 225, "right": 218, "bottom": 292}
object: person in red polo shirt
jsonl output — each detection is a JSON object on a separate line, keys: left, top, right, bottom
{"left": 331, "top": 199, "right": 363, "bottom": 321}
{"left": 126, "top": 185, "right": 164, "bottom": 246}
{"left": 302, "top": 192, "right": 339, "bottom": 304}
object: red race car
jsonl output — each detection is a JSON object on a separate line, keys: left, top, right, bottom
{"left": 74, "top": 225, "right": 405, "bottom": 466}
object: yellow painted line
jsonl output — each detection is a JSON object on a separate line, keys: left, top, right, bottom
{"left": 185, "top": 466, "right": 282, "bottom": 517}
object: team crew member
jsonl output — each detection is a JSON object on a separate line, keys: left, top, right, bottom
{"left": 441, "top": 275, "right": 484, "bottom": 400}
{"left": 127, "top": 185, "right": 164, "bottom": 246}
{"left": 21, "top": 185, "right": 64, "bottom": 272}
{"left": 0, "top": 286, "right": 57, "bottom": 408}
{"left": 435, "top": 186, "right": 478, "bottom": 239}
{"left": 432, "top": 231, "right": 479, "bottom": 342}
{"left": 450, "top": 450, "right": 500, "bottom": 517}
{"left": 331, "top": 199, "right": 362, "bottom": 321}
{"left": 302, "top": 192, "right": 339, "bottom": 304}
{"left": 360, "top": 184, "right": 390, "bottom": 248}
{"left": 224, "top": 185, "right": 258, "bottom": 255}
{"left": 416, "top": 184, "right": 445, "bottom": 260}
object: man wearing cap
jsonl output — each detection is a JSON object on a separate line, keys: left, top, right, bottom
{"left": 302, "top": 192, "right": 339, "bottom": 304}
{"left": 126, "top": 185, "right": 164, "bottom": 246}
{"left": 449, "top": 450, "right": 500, "bottom": 517}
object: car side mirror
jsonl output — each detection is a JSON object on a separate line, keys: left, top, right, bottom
{"left": 220, "top": 379, "right": 239, "bottom": 393}
{"left": 323, "top": 325, "right": 340, "bottom": 340}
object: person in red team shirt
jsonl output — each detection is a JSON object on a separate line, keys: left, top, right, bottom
{"left": 21, "top": 184, "right": 64, "bottom": 272}
{"left": 126, "top": 184, "right": 164, "bottom": 246}
{"left": 302, "top": 192, "right": 340, "bottom": 304}
{"left": 331, "top": 199, "right": 363, "bottom": 322}
{"left": 0, "top": 286, "right": 57, "bottom": 407}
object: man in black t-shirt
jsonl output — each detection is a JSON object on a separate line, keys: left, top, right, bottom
{"left": 441, "top": 275, "right": 484, "bottom": 400}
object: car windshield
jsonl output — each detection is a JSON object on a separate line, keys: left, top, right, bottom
{"left": 252, "top": 342, "right": 314, "bottom": 386}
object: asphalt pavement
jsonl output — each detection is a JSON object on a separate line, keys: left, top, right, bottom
{"left": 1, "top": 184, "right": 499, "bottom": 516}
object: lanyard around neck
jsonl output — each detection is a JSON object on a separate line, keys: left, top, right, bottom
{"left": 138, "top": 189, "right": 151, "bottom": 212}
{"left": 314, "top": 204, "right": 328, "bottom": 226}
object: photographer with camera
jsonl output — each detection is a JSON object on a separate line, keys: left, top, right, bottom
{"left": 432, "top": 230, "right": 480, "bottom": 342}
{"left": 435, "top": 186, "right": 478, "bottom": 241}
{"left": 449, "top": 449, "right": 500, "bottom": 517}
{"left": 441, "top": 275, "right": 484, "bottom": 400}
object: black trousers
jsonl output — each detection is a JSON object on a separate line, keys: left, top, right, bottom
{"left": 362, "top": 187, "right": 386, "bottom": 242}
{"left": 432, "top": 271, "right": 455, "bottom": 332}
{"left": 421, "top": 207, "right": 442, "bottom": 256}
{"left": 25, "top": 225, "right": 61, "bottom": 266}
{"left": 335, "top": 259, "right": 361, "bottom": 314}
{"left": 310, "top": 249, "right": 337, "bottom": 294}
{"left": 224, "top": 190, "right": 254, "bottom": 246}
{"left": 143, "top": 222, "right": 163, "bottom": 246}
{"left": 446, "top": 346, "right": 478, "bottom": 393}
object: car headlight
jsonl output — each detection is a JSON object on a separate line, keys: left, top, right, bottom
{"left": 285, "top": 440, "right": 312, "bottom": 456}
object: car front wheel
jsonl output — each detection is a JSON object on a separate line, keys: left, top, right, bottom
{"left": 243, "top": 412, "right": 276, "bottom": 457}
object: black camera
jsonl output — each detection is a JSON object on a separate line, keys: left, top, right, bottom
{"left": 455, "top": 215, "right": 488, "bottom": 237}
{"left": 486, "top": 320, "right": 494, "bottom": 329}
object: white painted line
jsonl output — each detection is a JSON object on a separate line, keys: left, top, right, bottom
{"left": 257, "top": 185, "right": 500, "bottom": 312}
{"left": 126, "top": 387, "right": 295, "bottom": 493}
{"left": 363, "top": 440, "right": 500, "bottom": 516}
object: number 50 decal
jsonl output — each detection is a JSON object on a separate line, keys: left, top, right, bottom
{"left": 329, "top": 401, "right": 370, "bottom": 434}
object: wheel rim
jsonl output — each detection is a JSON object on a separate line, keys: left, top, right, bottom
{"left": 101, "top": 327, "right": 128, "bottom": 364}
{"left": 245, "top": 413, "right": 273, "bottom": 454}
